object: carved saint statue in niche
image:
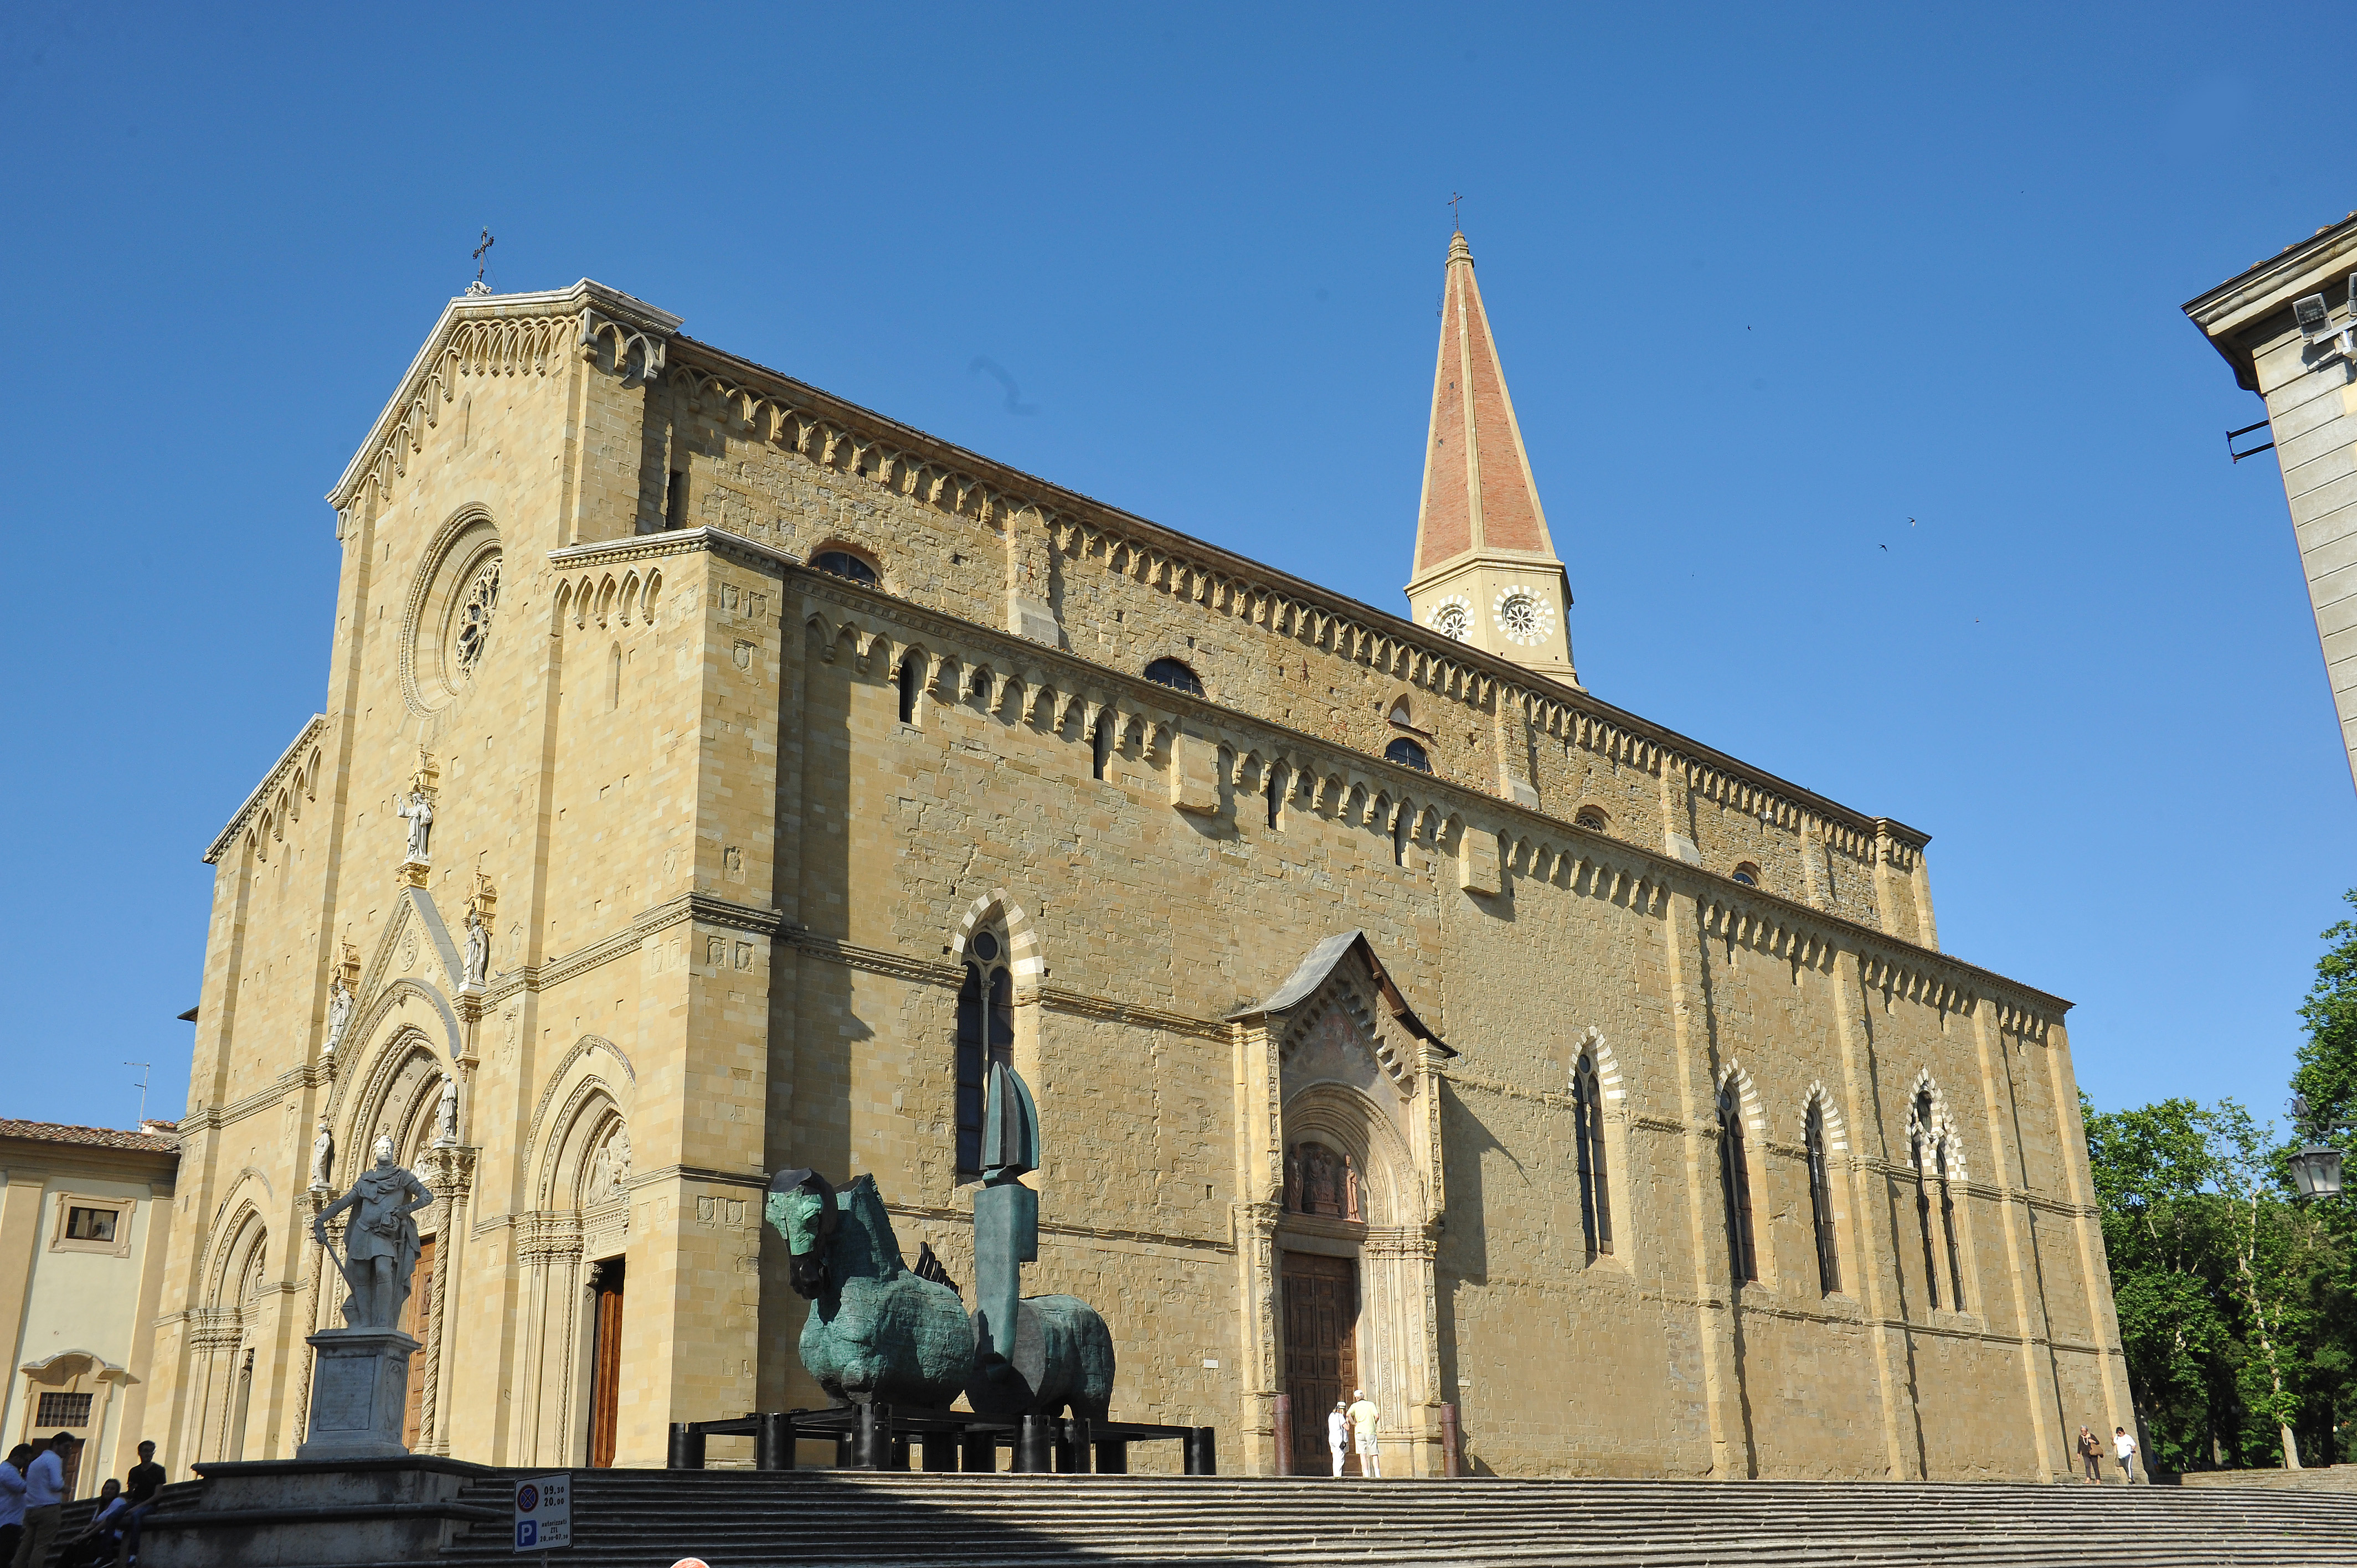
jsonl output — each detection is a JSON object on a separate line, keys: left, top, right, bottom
{"left": 309, "top": 1115, "right": 334, "bottom": 1192}
{"left": 397, "top": 791, "right": 434, "bottom": 863}
{"left": 1286, "top": 1142, "right": 1363, "bottom": 1222}
{"left": 433, "top": 1075, "right": 459, "bottom": 1147}
{"left": 323, "top": 973, "right": 353, "bottom": 1057}
{"left": 462, "top": 907, "right": 488, "bottom": 987}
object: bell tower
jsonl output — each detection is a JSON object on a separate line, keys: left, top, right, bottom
{"left": 1404, "top": 231, "right": 1581, "bottom": 689}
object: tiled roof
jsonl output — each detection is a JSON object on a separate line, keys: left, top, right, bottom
{"left": 0, "top": 1120, "right": 180, "bottom": 1154}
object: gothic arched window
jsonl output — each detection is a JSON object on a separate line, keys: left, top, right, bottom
{"left": 1384, "top": 737, "right": 1432, "bottom": 773}
{"left": 813, "top": 549, "right": 879, "bottom": 587}
{"left": 1936, "top": 1130, "right": 1966, "bottom": 1311}
{"left": 1912, "top": 1089, "right": 1942, "bottom": 1311}
{"left": 1573, "top": 1054, "right": 1613, "bottom": 1258}
{"left": 955, "top": 926, "right": 1016, "bottom": 1180}
{"left": 1805, "top": 1099, "right": 1841, "bottom": 1295}
{"left": 1717, "top": 1084, "right": 1757, "bottom": 1283}
{"left": 1143, "top": 658, "right": 1203, "bottom": 696}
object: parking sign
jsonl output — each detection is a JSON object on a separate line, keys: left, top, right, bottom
{"left": 513, "top": 1473, "right": 572, "bottom": 1552}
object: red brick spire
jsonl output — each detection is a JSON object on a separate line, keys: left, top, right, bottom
{"left": 1411, "top": 231, "right": 1555, "bottom": 576}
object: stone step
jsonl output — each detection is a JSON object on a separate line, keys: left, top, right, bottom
{"left": 384, "top": 1471, "right": 2357, "bottom": 1568}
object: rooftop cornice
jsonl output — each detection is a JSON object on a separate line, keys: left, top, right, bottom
{"left": 790, "top": 566, "right": 2054, "bottom": 1015}
{"left": 2184, "top": 212, "right": 2357, "bottom": 386}
{"left": 547, "top": 525, "right": 801, "bottom": 577}
{"left": 655, "top": 331, "right": 1919, "bottom": 847}
{"left": 203, "top": 714, "right": 328, "bottom": 865}
{"left": 325, "top": 280, "right": 681, "bottom": 512}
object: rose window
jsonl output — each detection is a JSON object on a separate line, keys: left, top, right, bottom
{"left": 1435, "top": 604, "right": 1469, "bottom": 641}
{"left": 1490, "top": 584, "right": 1556, "bottom": 647}
{"left": 453, "top": 558, "right": 500, "bottom": 679}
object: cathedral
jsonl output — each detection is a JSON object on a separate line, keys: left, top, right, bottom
{"left": 147, "top": 231, "right": 2129, "bottom": 1481}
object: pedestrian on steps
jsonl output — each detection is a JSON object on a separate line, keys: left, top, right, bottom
{"left": 2113, "top": 1426, "right": 2137, "bottom": 1484}
{"left": 12, "top": 1433, "right": 71, "bottom": 1568}
{"left": 2076, "top": 1426, "right": 2102, "bottom": 1483}
{"left": 0, "top": 1445, "right": 28, "bottom": 1565}
{"left": 1346, "top": 1389, "right": 1382, "bottom": 1479}
{"left": 1327, "top": 1402, "right": 1349, "bottom": 1477}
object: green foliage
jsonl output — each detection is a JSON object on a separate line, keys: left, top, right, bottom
{"left": 2294, "top": 891, "right": 2357, "bottom": 1131}
{"left": 2085, "top": 895, "right": 2357, "bottom": 1473}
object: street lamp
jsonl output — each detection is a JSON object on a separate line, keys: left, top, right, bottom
{"left": 2288, "top": 1096, "right": 2346, "bottom": 1201}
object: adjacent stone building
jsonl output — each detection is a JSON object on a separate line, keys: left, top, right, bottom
{"left": 1, "top": 1120, "right": 181, "bottom": 1492}
{"left": 143, "top": 235, "right": 2128, "bottom": 1480}
{"left": 2186, "top": 213, "right": 2357, "bottom": 798}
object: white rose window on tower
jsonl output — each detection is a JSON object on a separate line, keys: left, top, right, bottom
{"left": 1428, "top": 595, "right": 1473, "bottom": 642}
{"left": 1491, "top": 584, "right": 1556, "bottom": 648}
{"left": 452, "top": 556, "right": 500, "bottom": 679}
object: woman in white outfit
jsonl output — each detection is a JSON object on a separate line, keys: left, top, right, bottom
{"left": 1327, "top": 1401, "right": 1350, "bottom": 1476}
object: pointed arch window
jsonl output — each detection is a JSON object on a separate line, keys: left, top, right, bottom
{"left": 1383, "top": 737, "right": 1432, "bottom": 773}
{"left": 1805, "top": 1099, "right": 1840, "bottom": 1296}
{"left": 1936, "top": 1129, "right": 1966, "bottom": 1310}
{"left": 1911, "top": 1089, "right": 1942, "bottom": 1311}
{"left": 1143, "top": 658, "right": 1203, "bottom": 696}
{"left": 1572, "top": 1054, "right": 1613, "bottom": 1258}
{"left": 813, "top": 549, "right": 878, "bottom": 587}
{"left": 1716, "top": 1084, "right": 1757, "bottom": 1284}
{"left": 955, "top": 925, "right": 1016, "bottom": 1180}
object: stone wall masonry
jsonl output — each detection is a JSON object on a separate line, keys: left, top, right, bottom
{"left": 634, "top": 338, "right": 1934, "bottom": 943}
{"left": 151, "top": 285, "right": 2119, "bottom": 1484}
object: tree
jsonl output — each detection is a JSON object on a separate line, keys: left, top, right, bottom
{"left": 2294, "top": 891, "right": 2357, "bottom": 1130}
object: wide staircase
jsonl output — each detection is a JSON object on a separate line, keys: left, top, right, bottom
{"left": 398, "top": 1469, "right": 2357, "bottom": 1567}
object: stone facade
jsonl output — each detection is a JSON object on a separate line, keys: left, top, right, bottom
{"left": 2187, "top": 213, "right": 2357, "bottom": 798}
{"left": 142, "top": 254, "right": 2128, "bottom": 1482}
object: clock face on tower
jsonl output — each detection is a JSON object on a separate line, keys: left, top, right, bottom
{"left": 1492, "top": 584, "right": 1556, "bottom": 647}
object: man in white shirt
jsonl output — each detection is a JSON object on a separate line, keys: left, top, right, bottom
{"left": 11, "top": 1433, "right": 70, "bottom": 1568}
{"left": 0, "top": 1445, "right": 27, "bottom": 1564}
{"left": 1345, "top": 1389, "right": 1382, "bottom": 1479}
{"left": 2113, "top": 1426, "right": 2137, "bottom": 1484}
{"left": 1325, "top": 1401, "right": 1349, "bottom": 1477}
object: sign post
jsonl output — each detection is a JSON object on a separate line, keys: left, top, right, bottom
{"left": 512, "top": 1473, "right": 571, "bottom": 1555}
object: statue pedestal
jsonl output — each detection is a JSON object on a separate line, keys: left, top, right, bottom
{"left": 296, "top": 1329, "right": 421, "bottom": 1460}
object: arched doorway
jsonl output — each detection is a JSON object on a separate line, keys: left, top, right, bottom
{"left": 1232, "top": 932, "right": 1450, "bottom": 1477}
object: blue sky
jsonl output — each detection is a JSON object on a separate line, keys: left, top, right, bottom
{"left": 2, "top": 2, "right": 2349, "bottom": 1133}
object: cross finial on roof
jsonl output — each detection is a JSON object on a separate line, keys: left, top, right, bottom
{"left": 467, "top": 228, "right": 495, "bottom": 296}
{"left": 1449, "top": 192, "right": 1465, "bottom": 231}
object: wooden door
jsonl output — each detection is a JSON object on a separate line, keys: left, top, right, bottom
{"left": 588, "top": 1259, "right": 625, "bottom": 1468}
{"left": 1281, "top": 1251, "right": 1358, "bottom": 1475}
{"left": 401, "top": 1235, "right": 437, "bottom": 1448}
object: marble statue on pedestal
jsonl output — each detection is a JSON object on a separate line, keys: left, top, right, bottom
{"left": 299, "top": 1135, "right": 437, "bottom": 1458}
{"left": 313, "top": 1135, "right": 435, "bottom": 1329}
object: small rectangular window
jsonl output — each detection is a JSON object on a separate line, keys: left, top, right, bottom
{"left": 37, "top": 1392, "right": 91, "bottom": 1428}
{"left": 665, "top": 470, "right": 689, "bottom": 530}
{"left": 64, "top": 1206, "right": 116, "bottom": 1243}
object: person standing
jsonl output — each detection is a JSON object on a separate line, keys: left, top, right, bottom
{"left": 2113, "top": 1426, "right": 2137, "bottom": 1484}
{"left": 12, "top": 1433, "right": 70, "bottom": 1568}
{"left": 1326, "top": 1401, "right": 1350, "bottom": 1477}
{"left": 0, "top": 1445, "right": 28, "bottom": 1565}
{"left": 2075, "top": 1426, "right": 2101, "bottom": 1483}
{"left": 1346, "top": 1389, "right": 1382, "bottom": 1479}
